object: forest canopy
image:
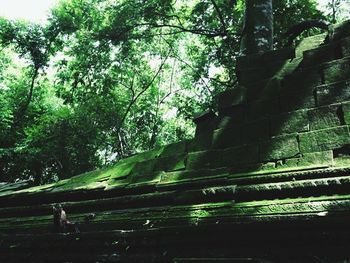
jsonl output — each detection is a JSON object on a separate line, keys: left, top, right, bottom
{"left": 0, "top": 0, "right": 347, "bottom": 184}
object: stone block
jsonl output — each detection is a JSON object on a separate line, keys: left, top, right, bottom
{"left": 191, "top": 132, "right": 214, "bottom": 151}
{"left": 342, "top": 101, "right": 350, "bottom": 124}
{"left": 246, "top": 98, "right": 280, "bottom": 120}
{"left": 193, "top": 110, "right": 219, "bottom": 150}
{"left": 131, "top": 154, "right": 186, "bottom": 177}
{"left": 228, "top": 162, "right": 276, "bottom": 175}
{"left": 279, "top": 91, "right": 316, "bottom": 112}
{"left": 238, "top": 61, "right": 286, "bottom": 86}
{"left": 270, "top": 109, "right": 309, "bottom": 136}
{"left": 159, "top": 168, "right": 226, "bottom": 184}
{"left": 131, "top": 159, "right": 157, "bottom": 176}
{"left": 301, "top": 43, "right": 342, "bottom": 67}
{"left": 217, "top": 87, "right": 246, "bottom": 110}
{"left": 159, "top": 140, "right": 187, "bottom": 158}
{"left": 246, "top": 77, "right": 281, "bottom": 102}
{"left": 323, "top": 57, "right": 350, "bottom": 84}
{"left": 316, "top": 81, "right": 350, "bottom": 106}
{"left": 212, "top": 127, "right": 238, "bottom": 149}
{"left": 221, "top": 144, "right": 259, "bottom": 167}
{"left": 282, "top": 68, "right": 322, "bottom": 94}
{"left": 307, "top": 104, "right": 342, "bottom": 130}
{"left": 193, "top": 109, "right": 217, "bottom": 126}
{"left": 212, "top": 119, "right": 269, "bottom": 149}
{"left": 340, "top": 36, "right": 350, "bottom": 57}
{"left": 218, "top": 104, "right": 246, "bottom": 124}
{"left": 217, "top": 116, "right": 235, "bottom": 129}
{"left": 129, "top": 170, "right": 164, "bottom": 185}
{"left": 108, "top": 162, "right": 136, "bottom": 180}
{"left": 299, "top": 126, "right": 350, "bottom": 153}
{"left": 238, "top": 67, "right": 268, "bottom": 85}
{"left": 157, "top": 155, "right": 186, "bottom": 172}
{"left": 186, "top": 150, "right": 222, "bottom": 170}
{"left": 259, "top": 134, "right": 300, "bottom": 162}
{"left": 118, "top": 147, "right": 163, "bottom": 164}
{"left": 283, "top": 151, "right": 334, "bottom": 168}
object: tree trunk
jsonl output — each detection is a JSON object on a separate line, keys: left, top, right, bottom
{"left": 241, "top": 0, "right": 273, "bottom": 55}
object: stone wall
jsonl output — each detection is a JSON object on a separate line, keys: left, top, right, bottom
{"left": 2, "top": 22, "right": 350, "bottom": 263}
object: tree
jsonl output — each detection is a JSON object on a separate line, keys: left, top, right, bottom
{"left": 324, "top": 0, "right": 350, "bottom": 23}
{"left": 241, "top": 0, "right": 273, "bottom": 55}
{"left": 0, "top": 0, "right": 329, "bottom": 184}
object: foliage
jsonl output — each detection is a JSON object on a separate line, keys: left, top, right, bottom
{"left": 0, "top": 0, "right": 335, "bottom": 184}
{"left": 324, "top": 0, "right": 350, "bottom": 23}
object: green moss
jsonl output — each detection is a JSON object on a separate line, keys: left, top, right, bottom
{"left": 282, "top": 151, "right": 334, "bottom": 168}
{"left": 316, "top": 82, "right": 350, "bottom": 106}
{"left": 323, "top": 57, "right": 350, "bottom": 84}
{"left": 342, "top": 100, "right": 350, "bottom": 124}
{"left": 159, "top": 169, "right": 228, "bottom": 185}
{"left": 270, "top": 109, "right": 309, "bottom": 136}
{"left": 117, "top": 146, "right": 164, "bottom": 165}
{"left": 259, "top": 134, "right": 299, "bottom": 162}
{"left": 159, "top": 140, "right": 188, "bottom": 158}
{"left": 299, "top": 126, "right": 350, "bottom": 153}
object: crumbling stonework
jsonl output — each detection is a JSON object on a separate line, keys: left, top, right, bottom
{"left": 2, "top": 22, "right": 350, "bottom": 263}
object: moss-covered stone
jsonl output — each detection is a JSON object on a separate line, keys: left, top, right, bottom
{"left": 315, "top": 81, "right": 350, "bottom": 106}
{"left": 107, "top": 162, "right": 136, "bottom": 180}
{"left": 159, "top": 141, "right": 188, "bottom": 158}
{"left": 323, "top": 57, "right": 350, "bottom": 84}
{"left": 221, "top": 144, "right": 259, "bottom": 167}
{"left": 131, "top": 155, "right": 186, "bottom": 178}
{"left": 299, "top": 126, "right": 350, "bottom": 153}
{"left": 191, "top": 132, "right": 214, "bottom": 151}
{"left": 186, "top": 150, "right": 221, "bottom": 170}
{"left": 246, "top": 98, "right": 280, "bottom": 120}
{"left": 259, "top": 134, "right": 299, "bottom": 162}
{"left": 213, "top": 119, "right": 269, "bottom": 149}
{"left": 245, "top": 77, "right": 281, "bottom": 102}
{"left": 217, "top": 87, "right": 246, "bottom": 109}
{"left": 270, "top": 109, "right": 309, "bottom": 136}
{"left": 279, "top": 91, "right": 316, "bottom": 112}
{"left": 159, "top": 155, "right": 187, "bottom": 172}
{"left": 238, "top": 67, "right": 269, "bottom": 85}
{"left": 129, "top": 170, "right": 165, "bottom": 185}
{"left": 340, "top": 36, "right": 350, "bottom": 56}
{"left": 342, "top": 101, "right": 350, "bottom": 124}
{"left": 118, "top": 147, "right": 163, "bottom": 165}
{"left": 282, "top": 151, "right": 334, "bottom": 168}
{"left": 295, "top": 33, "right": 327, "bottom": 58}
{"left": 282, "top": 68, "right": 322, "bottom": 93}
{"left": 159, "top": 168, "right": 227, "bottom": 184}
{"left": 217, "top": 104, "right": 246, "bottom": 124}
{"left": 302, "top": 43, "right": 342, "bottom": 67}
{"left": 308, "top": 104, "right": 342, "bottom": 130}
{"left": 5, "top": 30, "right": 350, "bottom": 262}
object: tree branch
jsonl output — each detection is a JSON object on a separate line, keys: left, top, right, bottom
{"left": 210, "top": 0, "right": 228, "bottom": 34}
{"left": 115, "top": 50, "right": 172, "bottom": 157}
{"left": 135, "top": 23, "right": 227, "bottom": 37}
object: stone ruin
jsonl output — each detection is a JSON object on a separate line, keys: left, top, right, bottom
{"left": 2, "top": 21, "right": 350, "bottom": 263}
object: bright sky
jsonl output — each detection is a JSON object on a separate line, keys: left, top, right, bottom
{"left": 0, "top": 0, "right": 60, "bottom": 24}
{"left": 0, "top": 0, "right": 337, "bottom": 24}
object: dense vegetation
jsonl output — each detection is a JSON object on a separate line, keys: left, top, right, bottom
{"left": 0, "top": 0, "right": 347, "bottom": 184}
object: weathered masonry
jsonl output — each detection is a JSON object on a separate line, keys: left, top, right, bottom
{"left": 2, "top": 21, "right": 350, "bottom": 263}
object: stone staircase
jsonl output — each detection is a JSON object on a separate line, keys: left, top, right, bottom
{"left": 2, "top": 21, "right": 350, "bottom": 263}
